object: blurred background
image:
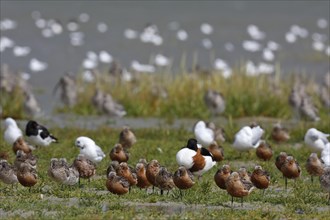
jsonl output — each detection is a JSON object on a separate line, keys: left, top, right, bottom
{"left": 1, "top": 1, "right": 329, "bottom": 116}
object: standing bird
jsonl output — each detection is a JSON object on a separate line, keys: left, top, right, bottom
{"left": 91, "top": 89, "right": 105, "bottom": 112}
{"left": 13, "top": 136, "right": 33, "bottom": 154}
{"left": 102, "top": 93, "right": 127, "bottom": 117}
{"left": 206, "top": 122, "right": 226, "bottom": 143}
{"left": 250, "top": 165, "right": 270, "bottom": 194}
{"left": 4, "top": 117, "right": 23, "bottom": 145}
{"left": 109, "top": 143, "right": 129, "bottom": 163}
{"left": 256, "top": 141, "right": 273, "bottom": 161}
{"left": 146, "top": 159, "right": 161, "bottom": 191}
{"left": 155, "top": 166, "right": 175, "bottom": 195}
{"left": 48, "top": 158, "right": 69, "bottom": 184}
{"left": 14, "top": 150, "right": 38, "bottom": 170}
{"left": 321, "top": 143, "right": 330, "bottom": 166}
{"left": 53, "top": 73, "right": 77, "bottom": 108}
{"left": 75, "top": 136, "right": 105, "bottom": 163}
{"left": 271, "top": 122, "right": 290, "bottom": 143}
{"left": 275, "top": 152, "right": 288, "bottom": 171}
{"left": 214, "top": 164, "right": 231, "bottom": 190}
{"left": 207, "top": 141, "right": 224, "bottom": 162}
{"left": 280, "top": 156, "right": 301, "bottom": 190}
{"left": 238, "top": 167, "right": 252, "bottom": 183}
{"left": 116, "top": 162, "right": 137, "bottom": 191}
{"left": 23, "top": 91, "right": 41, "bottom": 117}
{"left": 106, "top": 171, "right": 130, "bottom": 195}
{"left": 319, "top": 166, "right": 330, "bottom": 205}
{"left": 16, "top": 162, "right": 38, "bottom": 192}
{"left": 135, "top": 161, "right": 152, "bottom": 190}
{"left": 73, "top": 155, "right": 96, "bottom": 184}
{"left": 173, "top": 166, "right": 195, "bottom": 198}
{"left": 0, "top": 160, "right": 18, "bottom": 186}
{"left": 305, "top": 153, "right": 324, "bottom": 182}
{"left": 304, "top": 128, "right": 329, "bottom": 152}
{"left": 106, "top": 161, "right": 120, "bottom": 177}
{"left": 176, "top": 138, "right": 216, "bottom": 179}
{"left": 25, "top": 120, "right": 58, "bottom": 147}
{"left": 232, "top": 124, "right": 264, "bottom": 153}
{"left": 119, "top": 126, "right": 137, "bottom": 149}
{"left": 204, "top": 89, "right": 226, "bottom": 116}
{"left": 194, "top": 120, "right": 215, "bottom": 148}
{"left": 225, "top": 172, "right": 254, "bottom": 207}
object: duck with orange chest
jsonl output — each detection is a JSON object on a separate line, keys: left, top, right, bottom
{"left": 17, "top": 162, "right": 38, "bottom": 192}
{"left": 109, "top": 143, "right": 129, "bottom": 163}
{"left": 116, "top": 162, "right": 137, "bottom": 192}
{"left": 146, "top": 159, "right": 161, "bottom": 192}
{"left": 275, "top": 152, "right": 288, "bottom": 171}
{"left": 135, "top": 161, "right": 152, "bottom": 190}
{"left": 251, "top": 165, "right": 270, "bottom": 195}
{"left": 305, "top": 153, "right": 324, "bottom": 183}
{"left": 207, "top": 141, "right": 224, "bottom": 162}
{"left": 13, "top": 136, "right": 33, "bottom": 154}
{"left": 225, "top": 172, "right": 255, "bottom": 207}
{"left": 214, "top": 164, "right": 231, "bottom": 190}
{"left": 106, "top": 171, "right": 130, "bottom": 195}
{"left": 173, "top": 166, "right": 195, "bottom": 198}
{"left": 280, "top": 156, "right": 301, "bottom": 190}
{"left": 176, "top": 138, "right": 216, "bottom": 180}
{"left": 256, "top": 141, "right": 273, "bottom": 161}
{"left": 73, "top": 155, "right": 96, "bottom": 185}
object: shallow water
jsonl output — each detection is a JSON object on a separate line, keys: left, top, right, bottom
{"left": 1, "top": 1, "right": 329, "bottom": 115}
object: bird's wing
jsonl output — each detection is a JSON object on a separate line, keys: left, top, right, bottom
{"left": 316, "top": 130, "right": 330, "bottom": 144}
{"left": 251, "top": 126, "right": 264, "bottom": 147}
{"left": 95, "top": 145, "right": 106, "bottom": 157}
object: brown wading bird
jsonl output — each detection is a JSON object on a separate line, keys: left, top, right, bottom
{"left": 0, "top": 160, "right": 18, "bottom": 187}
{"left": 305, "top": 153, "right": 324, "bottom": 183}
{"left": 173, "top": 166, "right": 195, "bottom": 198}
{"left": 13, "top": 136, "right": 33, "bottom": 154}
{"left": 256, "top": 141, "right": 273, "bottom": 161}
{"left": 146, "top": 159, "right": 161, "bottom": 192}
{"left": 73, "top": 155, "right": 96, "bottom": 185}
{"left": 280, "top": 156, "right": 301, "bottom": 190}
{"left": 135, "top": 162, "right": 152, "bottom": 190}
{"left": 271, "top": 123, "right": 290, "bottom": 143}
{"left": 275, "top": 152, "right": 288, "bottom": 171}
{"left": 207, "top": 141, "right": 224, "bottom": 162}
{"left": 319, "top": 166, "right": 330, "bottom": 205}
{"left": 17, "top": 162, "right": 38, "bottom": 192}
{"left": 116, "top": 162, "right": 137, "bottom": 192}
{"left": 238, "top": 167, "right": 252, "bottom": 183}
{"left": 251, "top": 165, "right": 270, "bottom": 195}
{"left": 214, "top": 164, "right": 232, "bottom": 190}
{"left": 106, "top": 171, "right": 130, "bottom": 195}
{"left": 48, "top": 158, "right": 79, "bottom": 186}
{"left": 225, "top": 172, "right": 254, "bottom": 207}
{"left": 119, "top": 126, "right": 137, "bottom": 149}
{"left": 14, "top": 150, "right": 38, "bottom": 170}
{"left": 106, "top": 161, "right": 120, "bottom": 177}
{"left": 109, "top": 143, "right": 129, "bottom": 163}
{"left": 155, "top": 166, "right": 175, "bottom": 195}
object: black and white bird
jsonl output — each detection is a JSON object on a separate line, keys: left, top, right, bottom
{"left": 25, "top": 120, "right": 58, "bottom": 147}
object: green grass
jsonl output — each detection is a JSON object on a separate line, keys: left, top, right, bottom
{"left": 1, "top": 119, "right": 330, "bottom": 219}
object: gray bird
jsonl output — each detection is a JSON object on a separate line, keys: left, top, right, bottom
{"left": 23, "top": 90, "right": 41, "bottom": 117}
{"left": 53, "top": 73, "right": 77, "bottom": 107}
{"left": 204, "top": 89, "right": 226, "bottom": 116}
{"left": 320, "top": 166, "right": 330, "bottom": 204}
{"left": 0, "top": 159, "right": 18, "bottom": 186}
{"left": 102, "top": 93, "right": 126, "bottom": 117}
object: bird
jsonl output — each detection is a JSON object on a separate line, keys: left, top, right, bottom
{"left": 116, "top": 162, "right": 137, "bottom": 191}
{"left": 203, "top": 89, "right": 226, "bottom": 116}
{"left": 146, "top": 159, "right": 161, "bottom": 191}
{"left": 238, "top": 167, "right": 252, "bottom": 183}
{"left": 48, "top": 158, "right": 69, "bottom": 184}
{"left": 135, "top": 161, "right": 152, "bottom": 190}
{"left": 256, "top": 141, "right": 273, "bottom": 161}
{"left": 109, "top": 143, "right": 129, "bottom": 163}
{"left": 23, "top": 91, "right": 41, "bottom": 117}
{"left": 173, "top": 166, "right": 195, "bottom": 194}
{"left": 225, "top": 172, "right": 255, "bottom": 207}
{"left": 214, "top": 164, "right": 231, "bottom": 190}
{"left": 176, "top": 138, "right": 216, "bottom": 179}
{"left": 91, "top": 89, "right": 105, "bottom": 112}
{"left": 13, "top": 136, "right": 33, "bottom": 154}
{"left": 232, "top": 124, "right": 264, "bottom": 152}
{"left": 250, "top": 165, "right": 270, "bottom": 194}
{"left": 271, "top": 122, "right": 290, "bottom": 143}
{"left": 319, "top": 166, "right": 330, "bottom": 205}
{"left": 275, "top": 152, "right": 288, "bottom": 171}
{"left": 0, "top": 159, "right": 18, "bottom": 186}
{"left": 16, "top": 162, "right": 38, "bottom": 191}
{"left": 14, "top": 150, "right": 38, "bottom": 171}
{"left": 305, "top": 153, "right": 324, "bottom": 182}
{"left": 280, "top": 156, "right": 301, "bottom": 190}
{"left": 155, "top": 166, "right": 175, "bottom": 195}
{"left": 106, "top": 161, "right": 120, "bottom": 177}
{"left": 102, "top": 93, "right": 127, "bottom": 117}
{"left": 207, "top": 141, "right": 224, "bottom": 162}
{"left": 75, "top": 136, "right": 105, "bottom": 163}
{"left": 106, "top": 171, "right": 130, "bottom": 195}
{"left": 53, "top": 73, "right": 77, "bottom": 108}
{"left": 194, "top": 120, "right": 215, "bottom": 148}
{"left": 304, "top": 128, "right": 329, "bottom": 152}
{"left": 4, "top": 117, "right": 23, "bottom": 145}
{"left": 25, "top": 120, "right": 58, "bottom": 147}
{"left": 321, "top": 143, "right": 330, "bottom": 166}
{"left": 206, "top": 122, "right": 226, "bottom": 143}
{"left": 119, "top": 126, "right": 137, "bottom": 149}
{"left": 73, "top": 155, "right": 96, "bottom": 184}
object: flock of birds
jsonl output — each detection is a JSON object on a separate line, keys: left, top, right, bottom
{"left": 1, "top": 117, "right": 330, "bottom": 207}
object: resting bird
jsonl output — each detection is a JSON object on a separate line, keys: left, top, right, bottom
{"left": 194, "top": 120, "right": 215, "bottom": 148}
{"left": 4, "top": 117, "right": 23, "bottom": 145}
{"left": 304, "top": 128, "right": 329, "bottom": 152}
{"left": 25, "top": 120, "right": 58, "bottom": 147}
{"left": 321, "top": 143, "right": 330, "bottom": 166}
{"left": 203, "top": 89, "right": 226, "bottom": 116}
{"left": 75, "top": 136, "right": 105, "bottom": 163}
{"left": 232, "top": 124, "right": 264, "bottom": 152}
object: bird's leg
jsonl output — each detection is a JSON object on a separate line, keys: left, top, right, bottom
{"left": 241, "top": 197, "right": 243, "bottom": 207}
{"left": 263, "top": 189, "right": 265, "bottom": 196}
{"left": 231, "top": 196, "right": 234, "bottom": 207}
{"left": 129, "top": 186, "right": 131, "bottom": 193}
{"left": 160, "top": 189, "right": 163, "bottom": 195}
{"left": 167, "top": 190, "right": 170, "bottom": 195}
{"left": 180, "top": 189, "right": 183, "bottom": 200}
{"left": 311, "top": 175, "right": 313, "bottom": 183}
{"left": 285, "top": 177, "right": 287, "bottom": 190}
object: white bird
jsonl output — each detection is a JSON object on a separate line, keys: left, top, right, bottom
{"left": 25, "top": 120, "right": 58, "bottom": 147}
{"left": 194, "top": 120, "right": 215, "bottom": 148}
{"left": 321, "top": 143, "right": 330, "bottom": 166}
{"left": 99, "top": 51, "right": 113, "bottom": 63}
{"left": 154, "top": 54, "right": 170, "bottom": 67}
{"left": 75, "top": 136, "right": 106, "bottom": 163}
{"left": 304, "top": 128, "right": 329, "bottom": 152}
{"left": 176, "top": 29, "right": 188, "bottom": 41}
{"left": 29, "top": 58, "right": 48, "bottom": 72}
{"left": 233, "top": 125, "right": 264, "bottom": 151}
{"left": 4, "top": 117, "right": 23, "bottom": 145}
{"left": 124, "top": 29, "right": 138, "bottom": 39}
{"left": 13, "top": 46, "right": 31, "bottom": 57}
